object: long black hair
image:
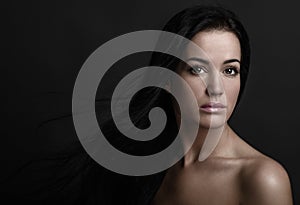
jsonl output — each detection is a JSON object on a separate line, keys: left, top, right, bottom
{"left": 0, "top": 4, "right": 252, "bottom": 205}
{"left": 85, "top": 5, "right": 251, "bottom": 205}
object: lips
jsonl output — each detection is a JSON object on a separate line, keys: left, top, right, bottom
{"left": 200, "top": 102, "right": 226, "bottom": 113}
{"left": 201, "top": 102, "right": 226, "bottom": 108}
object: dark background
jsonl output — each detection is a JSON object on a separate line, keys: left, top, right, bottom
{"left": 2, "top": 0, "right": 300, "bottom": 204}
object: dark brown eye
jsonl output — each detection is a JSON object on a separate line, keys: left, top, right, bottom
{"left": 223, "top": 67, "right": 239, "bottom": 76}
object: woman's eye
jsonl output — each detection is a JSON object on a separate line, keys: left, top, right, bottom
{"left": 223, "top": 67, "right": 239, "bottom": 76}
{"left": 189, "top": 66, "right": 206, "bottom": 75}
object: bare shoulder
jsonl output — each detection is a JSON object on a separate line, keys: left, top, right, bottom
{"left": 239, "top": 154, "right": 293, "bottom": 205}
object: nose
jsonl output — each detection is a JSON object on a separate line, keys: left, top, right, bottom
{"left": 205, "top": 72, "right": 224, "bottom": 96}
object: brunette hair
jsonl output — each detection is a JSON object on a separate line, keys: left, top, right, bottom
{"left": 89, "top": 5, "right": 251, "bottom": 205}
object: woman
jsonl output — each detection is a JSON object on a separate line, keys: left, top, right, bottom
{"left": 1, "top": 4, "right": 293, "bottom": 205}
{"left": 148, "top": 5, "right": 294, "bottom": 205}
{"left": 89, "top": 5, "right": 294, "bottom": 205}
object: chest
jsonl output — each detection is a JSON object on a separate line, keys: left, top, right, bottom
{"left": 152, "top": 162, "right": 241, "bottom": 205}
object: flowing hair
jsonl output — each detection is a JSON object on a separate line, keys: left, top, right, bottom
{"left": 85, "top": 4, "right": 251, "bottom": 205}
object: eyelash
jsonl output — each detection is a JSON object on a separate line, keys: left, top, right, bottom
{"left": 223, "top": 66, "right": 239, "bottom": 77}
{"left": 188, "top": 65, "right": 207, "bottom": 75}
{"left": 188, "top": 65, "right": 239, "bottom": 77}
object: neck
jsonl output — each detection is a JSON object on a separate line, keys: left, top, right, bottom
{"left": 182, "top": 124, "right": 230, "bottom": 167}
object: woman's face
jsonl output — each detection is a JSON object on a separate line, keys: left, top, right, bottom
{"left": 174, "top": 30, "right": 241, "bottom": 129}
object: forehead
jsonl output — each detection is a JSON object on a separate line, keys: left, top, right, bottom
{"left": 185, "top": 30, "right": 241, "bottom": 63}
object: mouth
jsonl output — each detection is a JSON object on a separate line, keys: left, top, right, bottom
{"left": 200, "top": 102, "right": 226, "bottom": 113}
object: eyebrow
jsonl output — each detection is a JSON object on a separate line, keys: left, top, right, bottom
{"left": 224, "top": 59, "right": 240, "bottom": 64}
{"left": 186, "top": 57, "right": 240, "bottom": 65}
{"left": 186, "top": 57, "right": 210, "bottom": 65}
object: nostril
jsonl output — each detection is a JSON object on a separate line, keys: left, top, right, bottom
{"left": 206, "top": 88, "right": 224, "bottom": 96}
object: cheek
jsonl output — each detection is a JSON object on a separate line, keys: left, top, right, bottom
{"left": 176, "top": 75, "right": 206, "bottom": 99}
{"left": 188, "top": 78, "right": 207, "bottom": 99}
{"left": 224, "top": 81, "right": 240, "bottom": 108}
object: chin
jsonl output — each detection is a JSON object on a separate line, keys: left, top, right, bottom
{"left": 199, "top": 114, "right": 228, "bottom": 129}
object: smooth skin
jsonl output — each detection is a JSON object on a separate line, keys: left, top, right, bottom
{"left": 151, "top": 30, "right": 293, "bottom": 205}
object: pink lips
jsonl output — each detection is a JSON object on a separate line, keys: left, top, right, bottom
{"left": 200, "top": 102, "right": 226, "bottom": 113}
